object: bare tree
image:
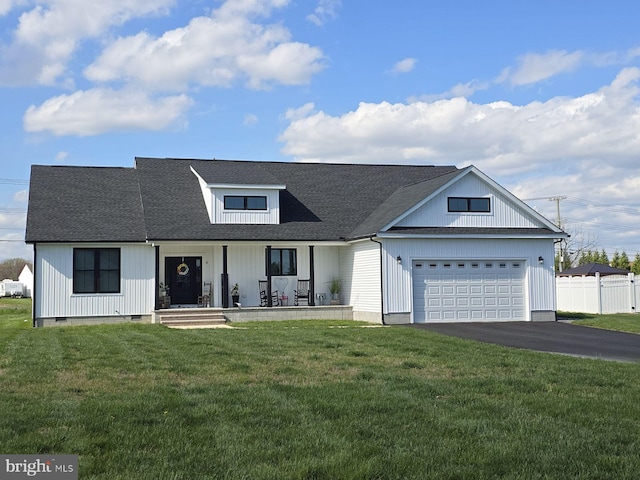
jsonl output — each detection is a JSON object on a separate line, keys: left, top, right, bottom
{"left": 556, "top": 224, "right": 601, "bottom": 270}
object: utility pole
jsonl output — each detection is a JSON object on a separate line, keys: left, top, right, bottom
{"left": 549, "top": 196, "right": 567, "bottom": 271}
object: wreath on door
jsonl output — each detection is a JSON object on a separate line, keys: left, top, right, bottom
{"left": 177, "top": 262, "right": 190, "bottom": 276}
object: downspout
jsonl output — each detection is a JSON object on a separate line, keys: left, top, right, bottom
{"left": 369, "top": 236, "right": 386, "bottom": 325}
{"left": 32, "top": 243, "right": 37, "bottom": 328}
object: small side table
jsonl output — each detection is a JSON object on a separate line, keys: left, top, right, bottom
{"left": 280, "top": 295, "right": 288, "bottom": 306}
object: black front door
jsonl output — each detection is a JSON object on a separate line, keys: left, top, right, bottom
{"left": 165, "top": 257, "right": 202, "bottom": 305}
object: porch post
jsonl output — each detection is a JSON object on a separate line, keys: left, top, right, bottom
{"left": 309, "top": 245, "right": 315, "bottom": 306}
{"left": 154, "top": 245, "right": 160, "bottom": 310}
{"left": 222, "top": 245, "right": 229, "bottom": 308}
{"left": 266, "top": 245, "right": 273, "bottom": 307}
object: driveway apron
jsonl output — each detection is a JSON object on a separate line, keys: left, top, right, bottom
{"left": 405, "top": 322, "right": 640, "bottom": 362}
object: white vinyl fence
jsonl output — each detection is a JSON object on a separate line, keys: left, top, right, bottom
{"left": 556, "top": 273, "right": 640, "bottom": 314}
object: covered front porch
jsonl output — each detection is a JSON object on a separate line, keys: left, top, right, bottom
{"left": 156, "top": 241, "right": 346, "bottom": 310}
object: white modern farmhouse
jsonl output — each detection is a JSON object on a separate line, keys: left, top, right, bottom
{"left": 26, "top": 157, "right": 566, "bottom": 327}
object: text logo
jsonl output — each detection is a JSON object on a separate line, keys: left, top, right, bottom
{"left": 1, "top": 455, "right": 78, "bottom": 479}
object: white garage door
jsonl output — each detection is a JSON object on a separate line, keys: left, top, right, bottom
{"left": 412, "top": 260, "right": 526, "bottom": 322}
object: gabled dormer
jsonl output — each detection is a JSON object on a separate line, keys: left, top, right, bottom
{"left": 191, "top": 162, "right": 286, "bottom": 225}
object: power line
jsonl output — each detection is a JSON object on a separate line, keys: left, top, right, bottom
{"left": 0, "top": 209, "right": 27, "bottom": 215}
{"left": 0, "top": 178, "right": 28, "bottom": 185}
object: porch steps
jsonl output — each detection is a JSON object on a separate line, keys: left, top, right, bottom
{"left": 156, "top": 308, "right": 228, "bottom": 329}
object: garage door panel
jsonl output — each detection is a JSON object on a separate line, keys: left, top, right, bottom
{"left": 484, "top": 285, "right": 497, "bottom": 295}
{"left": 456, "top": 297, "right": 469, "bottom": 307}
{"left": 413, "top": 260, "right": 526, "bottom": 323}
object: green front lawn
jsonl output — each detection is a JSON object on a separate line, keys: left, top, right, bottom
{"left": 560, "top": 311, "right": 640, "bottom": 334}
{"left": 1, "top": 301, "right": 639, "bottom": 479}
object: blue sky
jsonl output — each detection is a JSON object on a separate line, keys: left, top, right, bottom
{"left": 2, "top": 0, "right": 640, "bottom": 264}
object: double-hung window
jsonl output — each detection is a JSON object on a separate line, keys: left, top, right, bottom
{"left": 73, "top": 248, "right": 121, "bottom": 294}
{"left": 268, "top": 248, "right": 297, "bottom": 276}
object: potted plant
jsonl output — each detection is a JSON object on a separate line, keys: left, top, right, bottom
{"left": 231, "top": 283, "right": 240, "bottom": 306}
{"left": 329, "top": 278, "right": 341, "bottom": 303}
{"left": 159, "top": 283, "right": 170, "bottom": 309}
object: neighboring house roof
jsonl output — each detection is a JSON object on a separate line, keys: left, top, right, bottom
{"left": 26, "top": 157, "right": 563, "bottom": 244}
{"left": 556, "top": 263, "right": 630, "bottom": 277}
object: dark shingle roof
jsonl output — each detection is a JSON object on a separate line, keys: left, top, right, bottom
{"left": 133, "top": 158, "right": 459, "bottom": 241}
{"left": 26, "top": 165, "right": 146, "bottom": 242}
{"left": 348, "top": 169, "right": 464, "bottom": 239}
{"left": 191, "top": 159, "right": 284, "bottom": 186}
{"left": 26, "top": 157, "right": 556, "bottom": 244}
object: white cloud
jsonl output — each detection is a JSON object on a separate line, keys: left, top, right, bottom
{"left": 0, "top": 235, "right": 32, "bottom": 262}
{"left": 280, "top": 68, "right": 640, "bottom": 175}
{"left": 391, "top": 58, "right": 416, "bottom": 74}
{"left": 280, "top": 68, "right": 640, "bottom": 255}
{"left": 12, "top": 189, "right": 28, "bottom": 202}
{"left": 55, "top": 151, "right": 68, "bottom": 162}
{"left": 84, "top": 1, "right": 325, "bottom": 91}
{"left": 307, "top": 0, "right": 341, "bottom": 26}
{"left": 0, "top": 0, "right": 17, "bottom": 17}
{"left": 23, "top": 88, "right": 193, "bottom": 136}
{"left": 244, "top": 113, "right": 258, "bottom": 126}
{"left": 0, "top": 0, "right": 176, "bottom": 86}
{"left": 499, "top": 50, "right": 585, "bottom": 86}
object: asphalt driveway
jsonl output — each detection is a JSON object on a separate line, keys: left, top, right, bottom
{"left": 405, "top": 322, "right": 640, "bottom": 362}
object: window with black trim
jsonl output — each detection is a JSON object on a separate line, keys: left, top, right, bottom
{"left": 73, "top": 248, "right": 120, "bottom": 294}
{"left": 224, "top": 195, "right": 267, "bottom": 210}
{"left": 268, "top": 248, "right": 297, "bottom": 276}
{"left": 448, "top": 197, "right": 491, "bottom": 213}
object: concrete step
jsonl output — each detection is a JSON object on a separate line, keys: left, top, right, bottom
{"left": 156, "top": 308, "right": 227, "bottom": 328}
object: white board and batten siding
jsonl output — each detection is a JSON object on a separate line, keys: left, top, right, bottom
{"left": 212, "top": 188, "right": 280, "bottom": 224}
{"left": 397, "top": 173, "right": 542, "bottom": 229}
{"left": 383, "top": 238, "right": 556, "bottom": 323}
{"left": 35, "top": 243, "right": 155, "bottom": 320}
{"left": 341, "top": 240, "right": 381, "bottom": 322}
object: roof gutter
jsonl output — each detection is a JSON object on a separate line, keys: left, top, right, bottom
{"left": 369, "top": 236, "right": 386, "bottom": 325}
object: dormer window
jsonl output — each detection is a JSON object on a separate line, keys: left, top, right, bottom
{"left": 224, "top": 195, "right": 267, "bottom": 211}
{"left": 448, "top": 197, "right": 490, "bottom": 213}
